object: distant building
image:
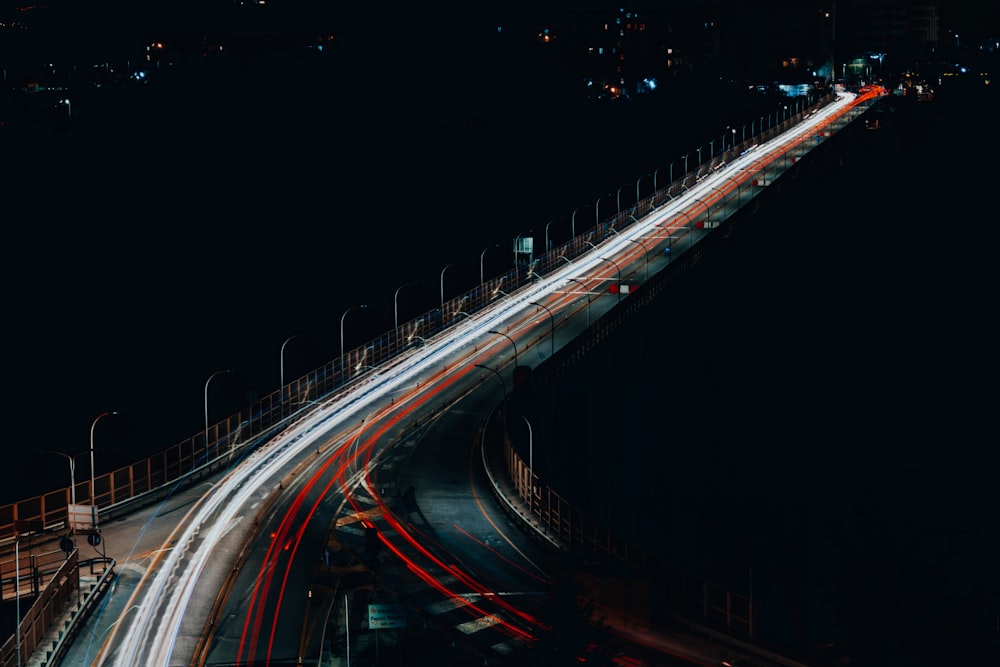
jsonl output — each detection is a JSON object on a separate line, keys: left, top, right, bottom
{"left": 838, "top": 0, "right": 941, "bottom": 75}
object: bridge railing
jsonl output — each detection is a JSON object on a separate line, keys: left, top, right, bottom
{"left": 0, "top": 90, "right": 879, "bottom": 544}
{"left": 0, "top": 548, "right": 82, "bottom": 667}
{"left": 493, "top": 385, "right": 756, "bottom": 640}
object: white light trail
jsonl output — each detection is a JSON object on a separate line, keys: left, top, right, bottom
{"left": 106, "top": 91, "right": 865, "bottom": 666}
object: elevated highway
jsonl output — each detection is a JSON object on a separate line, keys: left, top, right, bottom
{"left": 1, "top": 86, "right": 885, "bottom": 667}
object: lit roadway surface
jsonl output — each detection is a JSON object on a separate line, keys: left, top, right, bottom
{"left": 59, "top": 90, "right": 876, "bottom": 667}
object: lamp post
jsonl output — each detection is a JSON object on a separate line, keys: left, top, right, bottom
{"left": 10, "top": 526, "right": 39, "bottom": 667}
{"left": 394, "top": 284, "right": 416, "bottom": 329}
{"left": 89, "top": 411, "right": 117, "bottom": 508}
{"left": 595, "top": 193, "right": 610, "bottom": 226}
{"left": 488, "top": 329, "right": 518, "bottom": 368}
{"left": 475, "top": 363, "right": 506, "bottom": 400}
{"left": 683, "top": 153, "right": 690, "bottom": 174}
{"left": 205, "top": 369, "right": 231, "bottom": 455}
{"left": 440, "top": 263, "right": 456, "bottom": 309}
{"left": 604, "top": 256, "right": 622, "bottom": 302}
{"left": 616, "top": 184, "right": 626, "bottom": 215}
{"left": 521, "top": 414, "right": 534, "bottom": 486}
{"left": 280, "top": 334, "right": 304, "bottom": 388}
{"left": 586, "top": 241, "right": 622, "bottom": 303}
{"left": 629, "top": 238, "right": 649, "bottom": 282}
{"left": 340, "top": 305, "right": 368, "bottom": 360}
{"left": 480, "top": 245, "right": 498, "bottom": 285}
{"left": 344, "top": 592, "right": 351, "bottom": 667}
{"left": 544, "top": 221, "right": 553, "bottom": 252}
{"left": 48, "top": 450, "right": 85, "bottom": 508}
{"left": 15, "top": 532, "right": 21, "bottom": 667}
{"left": 571, "top": 204, "right": 588, "bottom": 238}
{"left": 530, "top": 300, "right": 555, "bottom": 356}
{"left": 565, "top": 277, "right": 591, "bottom": 326}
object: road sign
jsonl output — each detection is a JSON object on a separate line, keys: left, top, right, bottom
{"left": 68, "top": 503, "right": 98, "bottom": 533}
{"left": 368, "top": 603, "right": 406, "bottom": 629}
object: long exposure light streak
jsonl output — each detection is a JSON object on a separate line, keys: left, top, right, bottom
{"left": 99, "top": 89, "right": 877, "bottom": 666}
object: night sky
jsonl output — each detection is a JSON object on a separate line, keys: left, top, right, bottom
{"left": 3, "top": 0, "right": 783, "bottom": 501}
{"left": 3, "top": 2, "right": 1000, "bottom": 663}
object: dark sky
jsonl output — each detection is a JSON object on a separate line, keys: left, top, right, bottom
{"left": 3, "top": 0, "right": 784, "bottom": 503}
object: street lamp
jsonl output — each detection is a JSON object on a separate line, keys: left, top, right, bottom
{"left": 603, "top": 257, "right": 622, "bottom": 302}
{"left": 15, "top": 531, "right": 22, "bottom": 667}
{"left": 89, "top": 411, "right": 117, "bottom": 508}
{"left": 488, "top": 329, "right": 518, "bottom": 368}
{"left": 205, "top": 369, "right": 231, "bottom": 455}
{"left": 475, "top": 363, "right": 506, "bottom": 400}
{"left": 520, "top": 414, "right": 534, "bottom": 486}
{"left": 480, "top": 245, "right": 498, "bottom": 285}
{"left": 571, "top": 204, "right": 589, "bottom": 238}
{"left": 544, "top": 221, "right": 554, "bottom": 252}
{"left": 440, "top": 264, "right": 456, "bottom": 309}
{"left": 340, "top": 305, "right": 368, "bottom": 360}
{"left": 565, "top": 277, "right": 591, "bottom": 326}
{"left": 48, "top": 449, "right": 86, "bottom": 509}
{"left": 595, "top": 193, "right": 610, "bottom": 226}
{"left": 530, "top": 300, "right": 555, "bottom": 357}
{"left": 394, "top": 283, "right": 416, "bottom": 329}
{"left": 280, "top": 334, "right": 304, "bottom": 388}
{"left": 616, "top": 184, "right": 626, "bottom": 215}
{"left": 629, "top": 238, "right": 649, "bottom": 282}
{"left": 586, "top": 241, "right": 622, "bottom": 303}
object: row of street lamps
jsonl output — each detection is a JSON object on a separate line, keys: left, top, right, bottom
{"left": 44, "top": 100, "right": 824, "bottom": 534}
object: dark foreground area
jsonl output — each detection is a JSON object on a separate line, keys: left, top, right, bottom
{"left": 517, "top": 70, "right": 1000, "bottom": 665}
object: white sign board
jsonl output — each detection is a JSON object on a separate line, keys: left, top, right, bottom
{"left": 368, "top": 603, "right": 406, "bottom": 629}
{"left": 68, "top": 503, "right": 98, "bottom": 533}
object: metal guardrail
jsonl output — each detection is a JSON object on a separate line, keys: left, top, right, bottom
{"left": 0, "top": 549, "right": 93, "bottom": 667}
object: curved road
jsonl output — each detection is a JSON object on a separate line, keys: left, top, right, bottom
{"left": 53, "top": 88, "right": 879, "bottom": 667}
